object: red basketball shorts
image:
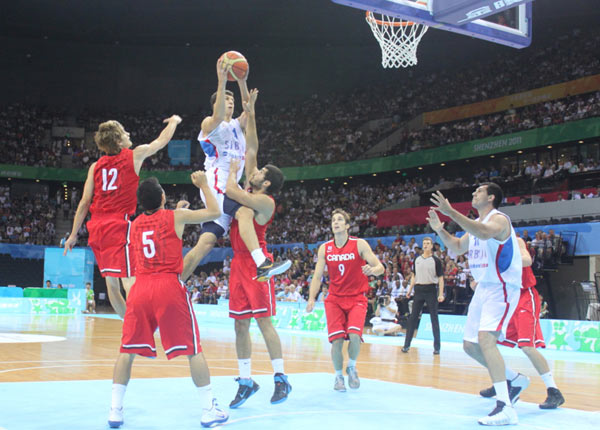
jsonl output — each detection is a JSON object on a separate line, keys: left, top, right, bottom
{"left": 120, "top": 273, "right": 202, "bottom": 359}
{"left": 87, "top": 214, "right": 134, "bottom": 278}
{"left": 500, "top": 287, "right": 546, "bottom": 349}
{"left": 228, "top": 254, "right": 276, "bottom": 320}
{"left": 324, "top": 293, "right": 368, "bottom": 343}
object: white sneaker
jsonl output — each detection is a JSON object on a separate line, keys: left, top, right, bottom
{"left": 478, "top": 401, "right": 518, "bottom": 426}
{"left": 333, "top": 375, "right": 346, "bottom": 392}
{"left": 346, "top": 366, "right": 360, "bottom": 389}
{"left": 201, "top": 398, "right": 229, "bottom": 428}
{"left": 108, "top": 407, "right": 123, "bottom": 428}
{"left": 508, "top": 373, "right": 530, "bottom": 405}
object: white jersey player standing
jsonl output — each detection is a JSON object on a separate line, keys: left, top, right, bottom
{"left": 427, "top": 183, "right": 523, "bottom": 426}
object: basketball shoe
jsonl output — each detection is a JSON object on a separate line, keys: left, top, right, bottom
{"left": 201, "top": 399, "right": 229, "bottom": 428}
{"left": 270, "top": 373, "right": 292, "bottom": 404}
{"left": 107, "top": 407, "right": 123, "bottom": 428}
{"left": 229, "top": 377, "right": 260, "bottom": 409}
{"left": 346, "top": 366, "right": 360, "bottom": 389}
{"left": 478, "top": 401, "right": 518, "bottom": 426}
{"left": 334, "top": 375, "right": 346, "bottom": 392}
{"left": 539, "top": 387, "right": 565, "bottom": 409}
{"left": 479, "top": 373, "right": 530, "bottom": 405}
{"left": 256, "top": 258, "right": 292, "bottom": 282}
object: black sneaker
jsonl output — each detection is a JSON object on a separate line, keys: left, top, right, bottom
{"left": 256, "top": 258, "right": 292, "bottom": 282}
{"left": 480, "top": 385, "right": 496, "bottom": 398}
{"left": 270, "top": 373, "right": 291, "bottom": 404}
{"left": 539, "top": 387, "right": 565, "bottom": 409}
{"left": 229, "top": 377, "right": 260, "bottom": 409}
{"left": 479, "top": 375, "right": 529, "bottom": 405}
{"left": 401, "top": 346, "right": 410, "bottom": 353}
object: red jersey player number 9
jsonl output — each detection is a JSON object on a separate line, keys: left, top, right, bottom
{"left": 338, "top": 264, "right": 345, "bottom": 276}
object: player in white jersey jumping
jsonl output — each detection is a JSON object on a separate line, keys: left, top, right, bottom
{"left": 427, "top": 183, "right": 523, "bottom": 426}
{"left": 182, "top": 59, "right": 289, "bottom": 282}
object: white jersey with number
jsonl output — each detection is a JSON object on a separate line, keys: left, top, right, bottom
{"left": 197, "top": 118, "right": 246, "bottom": 195}
{"left": 468, "top": 209, "right": 522, "bottom": 287}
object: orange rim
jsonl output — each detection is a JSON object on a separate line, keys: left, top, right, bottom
{"left": 366, "top": 11, "right": 416, "bottom": 27}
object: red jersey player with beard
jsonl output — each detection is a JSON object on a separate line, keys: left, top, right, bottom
{"left": 217, "top": 88, "right": 291, "bottom": 408}
{"left": 64, "top": 115, "right": 182, "bottom": 318}
{"left": 307, "top": 208, "right": 384, "bottom": 392}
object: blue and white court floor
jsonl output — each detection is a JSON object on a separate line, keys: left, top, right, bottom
{"left": 0, "top": 313, "right": 598, "bottom": 430}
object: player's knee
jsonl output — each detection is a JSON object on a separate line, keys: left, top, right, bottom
{"left": 348, "top": 333, "right": 361, "bottom": 343}
{"left": 255, "top": 316, "right": 274, "bottom": 330}
{"left": 463, "top": 340, "right": 476, "bottom": 354}
{"left": 199, "top": 232, "right": 217, "bottom": 247}
{"left": 234, "top": 319, "right": 251, "bottom": 334}
{"left": 332, "top": 338, "right": 344, "bottom": 349}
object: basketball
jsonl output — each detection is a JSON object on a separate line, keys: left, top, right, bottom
{"left": 219, "top": 51, "right": 249, "bottom": 81}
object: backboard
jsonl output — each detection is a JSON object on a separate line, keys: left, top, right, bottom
{"left": 332, "top": 0, "right": 532, "bottom": 48}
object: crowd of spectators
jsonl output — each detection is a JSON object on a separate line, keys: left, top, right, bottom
{"left": 1, "top": 27, "right": 598, "bottom": 171}
{"left": 0, "top": 185, "right": 57, "bottom": 245}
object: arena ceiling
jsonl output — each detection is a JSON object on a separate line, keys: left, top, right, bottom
{"left": 1, "top": 0, "right": 598, "bottom": 49}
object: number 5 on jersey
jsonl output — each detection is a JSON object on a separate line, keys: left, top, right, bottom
{"left": 142, "top": 231, "right": 156, "bottom": 259}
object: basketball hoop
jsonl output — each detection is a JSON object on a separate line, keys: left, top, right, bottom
{"left": 365, "top": 10, "right": 429, "bottom": 68}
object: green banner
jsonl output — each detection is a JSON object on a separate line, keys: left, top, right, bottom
{"left": 2, "top": 117, "right": 599, "bottom": 182}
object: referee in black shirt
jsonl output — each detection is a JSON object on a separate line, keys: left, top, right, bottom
{"left": 402, "top": 237, "right": 444, "bottom": 355}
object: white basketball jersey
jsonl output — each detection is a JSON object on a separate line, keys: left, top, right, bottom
{"left": 468, "top": 209, "right": 522, "bottom": 287}
{"left": 198, "top": 118, "right": 246, "bottom": 193}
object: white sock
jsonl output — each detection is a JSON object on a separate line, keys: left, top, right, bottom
{"left": 238, "top": 358, "right": 251, "bottom": 379}
{"left": 335, "top": 369, "right": 343, "bottom": 377}
{"left": 197, "top": 384, "right": 213, "bottom": 410}
{"left": 347, "top": 359, "right": 357, "bottom": 368}
{"left": 505, "top": 367, "right": 519, "bottom": 381}
{"left": 271, "top": 358, "right": 284, "bottom": 375}
{"left": 251, "top": 249, "right": 267, "bottom": 267}
{"left": 540, "top": 371, "right": 558, "bottom": 389}
{"left": 494, "top": 381, "right": 510, "bottom": 406}
{"left": 111, "top": 383, "right": 127, "bottom": 410}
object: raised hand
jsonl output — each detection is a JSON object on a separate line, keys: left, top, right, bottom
{"left": 430, "top": 190, "right": 453, "bottom": 216}
{"left": 163, "top": 115, "right": 182, "bottom": 125}
{"left": 216, "top": 57, "right": 229, "bottom": 83}
{"left": 243, "top": 88, "right": 259, "bottom": 115}
{"left": 426, "top": 209, "right": 444, "bottom": 233}
{"left": 191, "top": 170, "right": 208, "bottom": 188}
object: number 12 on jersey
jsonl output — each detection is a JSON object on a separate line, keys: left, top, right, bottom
{"left": 101, "top": 168, "right": 118, "bottom": 191}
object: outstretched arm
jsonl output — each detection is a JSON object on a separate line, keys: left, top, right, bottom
{"left": 242, "top": 88, "right": 259, "bottom": 183}
{"left": 201, "top": 59, "right": 229, "bottom": 136}
{"left": 430, "top": 191, "right": 509, "bottom": 241}
{"left": 174, "top": 171, "right": 221, "bottom": 238}
{"left": 236, "top": 75, "right": 250, "bottom": 130}
{"left": 64, "top": 163, "right": 96, "bottom": 255}
{"left": 132, "top": 115, "right": 182, "bottom": 174}
{"left": 226, "top": 159, "right": 274, "bottom": 218}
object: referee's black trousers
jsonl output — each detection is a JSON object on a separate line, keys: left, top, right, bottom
{"left": 403, "top": 284, "right": 441, "bottom": 351}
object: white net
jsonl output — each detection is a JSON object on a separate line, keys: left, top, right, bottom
{"left": 366, "top": 11, "right": 429, "bottom": 68}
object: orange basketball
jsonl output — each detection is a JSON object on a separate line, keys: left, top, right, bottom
{"left": 219, "top": 51, "right": 249, "bottom": 81}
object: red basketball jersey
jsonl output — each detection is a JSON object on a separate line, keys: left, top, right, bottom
{"left": 230, "top": 197, "right": 275, "bottom": 255}
{"left": 131, "top": 209, "right": 182, "bottom": 275}
{"left": 324, "top": 236, "right": 369, "bottom": 296}
{"left": 521, "top": 265, "right": 536, "bottom": 289}
{"left": 90, "top": 148, "right": 139, "bottom": 216}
